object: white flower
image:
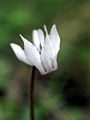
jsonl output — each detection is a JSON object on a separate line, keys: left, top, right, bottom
{"left": 10, "top": 24, "right": 61, "bottom": 75}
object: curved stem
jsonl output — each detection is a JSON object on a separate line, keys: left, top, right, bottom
{"left": 30, "top": 66, "right": 36, "bottom": 120}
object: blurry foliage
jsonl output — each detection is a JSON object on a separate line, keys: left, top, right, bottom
{"left": 0, "top": 100, "right": 18, "bottom": 120}
{"left": 0, "top": 0, "right": 90, "bottom": 119}
{"left": 0, "top": 58, "right": 13, "bottom": 87}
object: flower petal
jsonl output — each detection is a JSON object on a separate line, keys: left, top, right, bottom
{"left": 41, "top": 48, "right": 58, "bottom": 73}
{"left": 41, "top": 48, "right": 53, "bottom": 74}
{"left": 20, "top": 34, "right": 46, "bottom": 75}
{"left": 32, "top": 30, "right": 40, "bottom": 51}
{"left": 37, "top": 29, "right": 44, "bottom": 48}
{"left": 43, "top": 30, "right": 55, "bottom": 60}
{"left": 40, "top": 25, "right": 59, "bottom": 73}
{"left": 44, "top": 25, "right": 48, "bottom": 34}
{"left": 50, "top": 24, "right": 60, "bottom": 55}
{"left": 10, "top": 43, "right": 31, "bottom": 65}
{"left": 52, "top": 57, "right": 58, "bottom": 71}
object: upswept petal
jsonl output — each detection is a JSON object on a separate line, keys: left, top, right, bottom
{"left": 41, "top": 48, "right": 53, "bottom": 74}
{"left": 50, "top": 24, "right": 60, "bottom": 55}
{"left": 20, "top": 34, "right": 46, "bottom": 75}
{"left": 40, "top": 24, "right": 59, "bottom": 73}
{"left": 32, "top": 30, "right": 40, "bottom": 51}
{"left": 37, "top": 29, "right": 44, "bottom": 48}
{"left": 52, "top": 57, "right": 58, "bottom": 71}
{"left": 44, "top": 25, "right": 48, "bottom": 34}
{"left": 43, "top": 29, "right": 55, "bottom": 60}
{"left": 10, "top": 43, "right": 31, "bottom": 65}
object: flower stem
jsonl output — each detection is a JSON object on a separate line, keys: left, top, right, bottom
{"left": 30, "top": 66, "right": 36, "bottom": 120}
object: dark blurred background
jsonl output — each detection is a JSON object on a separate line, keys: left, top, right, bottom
{"left": 0, "top": 0, "right": 90, "bottom": 120}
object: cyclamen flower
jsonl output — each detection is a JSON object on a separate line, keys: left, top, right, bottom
{"left": 10, "top": 24, "right": 60, "bottom": 75}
